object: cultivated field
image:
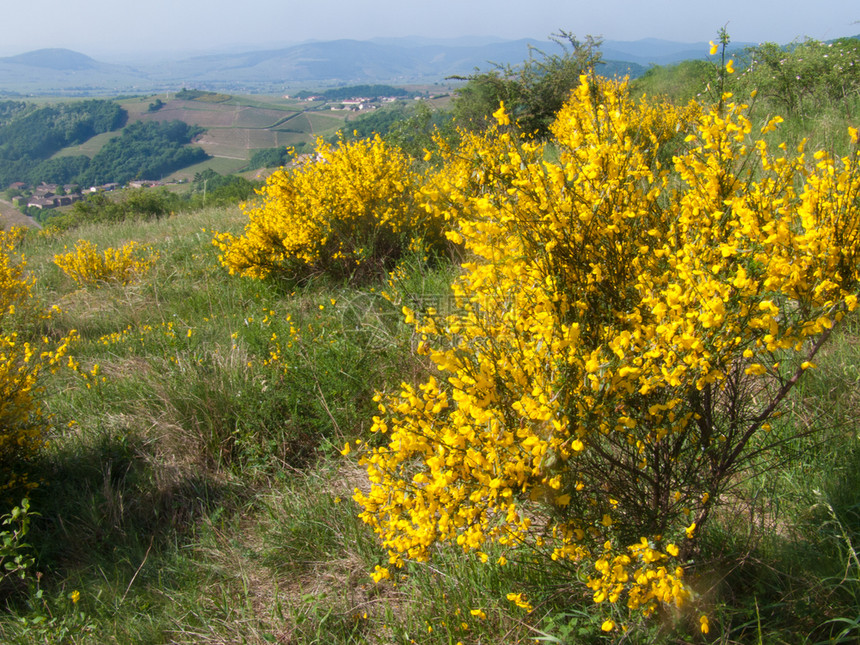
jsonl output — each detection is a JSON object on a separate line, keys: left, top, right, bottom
{"left": 45, "top": 93, "right": 353, "bottom": 180}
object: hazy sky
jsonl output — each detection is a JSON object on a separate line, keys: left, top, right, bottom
{"left": 2, "top": 0, "right": 858, "bottom": 58}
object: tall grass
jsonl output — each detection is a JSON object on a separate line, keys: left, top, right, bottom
{"left": 0, "top": 203, "right": 454, "bottom": 642}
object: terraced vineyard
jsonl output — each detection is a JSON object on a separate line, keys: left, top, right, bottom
{"left": 140, "top": 95, "right": 350, "bottom": 175}
{"left": 48, "top": 93, "right": 353, "bottom": 179}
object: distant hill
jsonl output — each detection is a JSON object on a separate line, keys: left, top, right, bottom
{"left": 600, "top": 38, "right": 754, "bottom": 66}
{"left": 145, "top": 38, "right": 647, "bottom": 84}
{"left": 0, "top": 48, "right": 147, "bottom": 96}
{"left": 0, "top": 38, "right": 652, "bottom": 94}
{"left": 1, "top": 48, "right": 100, "bottom": 71}
{"left": 0, "top": 37, "right": 760, "bottom": 95}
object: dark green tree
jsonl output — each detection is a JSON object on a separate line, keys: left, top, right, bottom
{"left": 79, "top": 120, "right": 207, "bottom": 186}
{"left": 451, "top": 32, "right": 604, "bottom": 137}
{"left": 0, "top": 100, "right": 126, "bottom": 185}
{"left": 191, "top": 170, "right": 258, "bottom": 207}
{"left": 245, "top": 146, "right": 293, "bottom": 170}
{"left": 340, "top": 102, "right": 455, "bottom": 159}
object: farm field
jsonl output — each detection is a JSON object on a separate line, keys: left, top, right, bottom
{"left": 129, "top": 95, "right": 346, "bottom": 170}
{"left": 42, "top": 92, "right": 359, "bottom": 181}
{"left": 51, "top": 131, "right": 117, "bottom": 159}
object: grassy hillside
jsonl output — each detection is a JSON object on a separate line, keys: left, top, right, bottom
{"left": 1, "top": 42, "right": 859, "bottom": 644}
{"left": 1, "top": 180, "right": 858, "bottom": 644}
{"left": 0, "top": 204, "right": 466, "bottom": 643}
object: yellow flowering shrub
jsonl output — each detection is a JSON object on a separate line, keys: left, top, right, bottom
{"left": 0, "top": 228, "right": 31, "bottom": 319}
{"left": 214, "top": 136, "right": 445, "bottom": 281}
{"left": 355, "top": 77, "right": 860, "bottom": 627}
{"left": 53, "top": 240, "right": 158, "bottom": 288}
{"left": 1, "top": 229, "right": 75, "bottom": 498}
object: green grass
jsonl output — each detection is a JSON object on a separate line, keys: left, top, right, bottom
{"left": 165, "top": 155, "right": 248, "bottom": 181}
{"left": 0, "top": 204, "right": 450, "bottom": 642}
{"left": 306, "top": 112, "right": 347, "bottom": 137}
{"left": 50, "top": 131, "right": 118, "bottom": 160}
{"left": 226, "top": 95, "right": 305, "bottom": 111}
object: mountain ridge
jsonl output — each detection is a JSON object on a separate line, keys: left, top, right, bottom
{"left": 0, "top": 37, "right": 757, "bottom": 95}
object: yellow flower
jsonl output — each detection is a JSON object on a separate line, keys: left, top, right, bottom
{"left": 470, "top": 608, "right": 487, "bottom": 620}
{"left": 850, "top": 127, "right": 859, "bottom": 145}
{"left": 726, "top": 59, "right": 735, "bottom": 74}
{"left": 601, "top": 619, "right": 615, "bottom": 632}
{"left": 70, "top": 590, "right": 80, "bottom": 604}
{"left": 493, "top": 102, "right": 511, "bottom": 126}
{"left": 54, "top": 240, "right": 157, "bottom": 288}
{"left": 506, "top": 592, "right": 534, "bottom": 611}
{"left": 709, "top": 41, "right": 718, "bottom": 55}
{"left": 745, "top": 363, "right": 767, "bottom": 376}
{"left": 337, "top": 74, "right": 860, "bottom": 632}
{"left": 700, "top": 614, "right": 710, "bottom": 634}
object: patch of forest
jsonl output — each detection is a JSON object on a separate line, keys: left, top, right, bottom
{"left": 0, "top": 99, "right": 126, "bottom": 186}
{"left": 294, "top": 84, "right": 410, "bottom": 101}
{"left": 0, "top": 100, "right": 209, "bottom": 188}
{"left": 78, "top": 120, "right": 208, "bottom": 186}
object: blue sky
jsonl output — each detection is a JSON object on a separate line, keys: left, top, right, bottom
{"left": 2, "top": 0, "right": 857, "bottom": 58}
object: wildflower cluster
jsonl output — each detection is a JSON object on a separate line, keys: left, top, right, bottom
{"left": 355, "top": 75, "right": 860, "bottom": 626}
{"left": 53, "top": 240, "right": 158, "bottom": 288}
{"left": 1, "top": 229, "right": 75, "bottom": 498}
{"left": 214, "top": 135, "right": 445, "bottom": 281}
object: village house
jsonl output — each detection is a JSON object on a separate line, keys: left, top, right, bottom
{"left": 23, "top": 182, "right": 84, "bottom": 210}
{"left": 26, "top": 196, "right": 59, "bottom": 210}
{"left": 26, "top": 193, "right": 82, "bottom": 210}
{"left": 88, "top": 183, "right": 119, "bottom": 193}
{"left": 33, "top": 183, "right": 58, "bottom": 198}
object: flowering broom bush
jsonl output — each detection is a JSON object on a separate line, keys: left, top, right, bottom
{"left": 354, "top": 76, "right": 860, "bottom": 630}
{"left": 214, "top": 135, "right": 445, "bottom": 282}
{"left": 1, "top": 229, "right": 75, "bottom": 498}
{"left": 53, "top": 239, "right": 158, "bottom": 288}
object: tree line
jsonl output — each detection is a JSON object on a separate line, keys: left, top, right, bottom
{"left": 294, "top": 85, "right": 409, "bottom": 101}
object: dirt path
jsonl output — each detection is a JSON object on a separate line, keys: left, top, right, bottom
{"left": 0, "top": 199, "right": 40, "bottom": 231}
